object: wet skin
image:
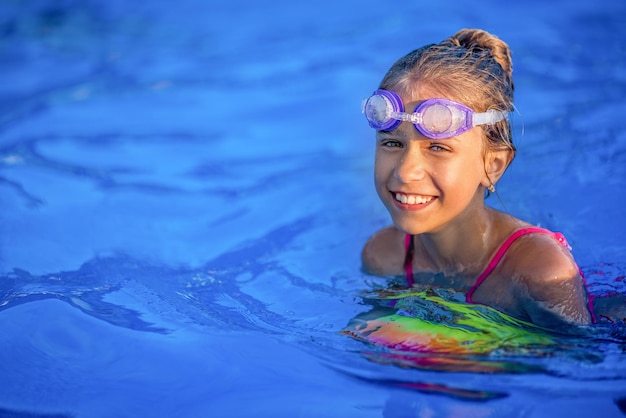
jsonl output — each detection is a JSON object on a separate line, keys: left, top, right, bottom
{"left": 363, "top": 85, "right": 592, "bottom": 328}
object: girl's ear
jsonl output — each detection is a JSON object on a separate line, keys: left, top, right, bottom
{"left": 482, "top": 148, "right": 514, "bottom": 188}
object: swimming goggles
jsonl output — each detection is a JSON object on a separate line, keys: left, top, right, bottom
{"left": 362, "top": 89, "right": 508, "bottom": 139}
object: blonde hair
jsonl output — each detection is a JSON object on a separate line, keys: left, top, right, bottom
{"left": 379, "top": 28, "right": 515, "bottom": 153}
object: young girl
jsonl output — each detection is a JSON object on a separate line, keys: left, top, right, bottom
{"left": 361, "top": 28, "right": 593, "bottom": 329}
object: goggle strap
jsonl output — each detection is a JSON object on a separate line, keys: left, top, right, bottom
{"left": 473, "top": 109, "right": 508, "bottom": 126}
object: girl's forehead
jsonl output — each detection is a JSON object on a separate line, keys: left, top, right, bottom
{"left": 392, "top": 81, "right": 460, "bottom": 104}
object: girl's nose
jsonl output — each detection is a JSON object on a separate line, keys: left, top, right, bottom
{"left": 395, "top": 146, "right": 426, "bottom": 183}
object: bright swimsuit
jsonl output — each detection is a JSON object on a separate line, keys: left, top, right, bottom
{"left": 403, "top": 227, "right": 596, "bottom": 321}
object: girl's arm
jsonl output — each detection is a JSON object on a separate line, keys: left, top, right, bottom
{"left": 516, "top": 235, "right": 592, "bottom": 328}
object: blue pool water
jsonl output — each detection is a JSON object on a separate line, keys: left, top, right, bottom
{"left": 1, "top": 0, "right": 626, "bottom": 417}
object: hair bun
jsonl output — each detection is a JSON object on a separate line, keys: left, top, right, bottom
{"left": 448, "top": 28, "right": 513, "bottom": 79}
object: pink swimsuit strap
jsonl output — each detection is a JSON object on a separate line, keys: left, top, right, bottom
{"left": 404, "top": 227, "right": 596, "bottom": 323}
{"left": 404, "top": 234, "right": 415, "bottom": 287}
{"left": 465, "top": 227, "right": 570, "bottom": 303}
{"left": 404, "top": 227, "right": 571, "bottom": 300}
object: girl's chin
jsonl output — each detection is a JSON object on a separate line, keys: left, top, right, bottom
{"left": 390, "top": 218, "right": 429, "bottom": 236}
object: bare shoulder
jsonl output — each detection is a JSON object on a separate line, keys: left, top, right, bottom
{"left": 508, "top": 232, "right": 579, "bottom": 281}
{"left": 506, "top": 233, "right": 591, "bottom": 326}
{"left": 361, "top": 226, "right": 406, "bottom": 276}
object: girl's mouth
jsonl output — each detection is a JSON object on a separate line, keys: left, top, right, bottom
{"left": 393, "top": 192, "right": 435, "bottom": 205}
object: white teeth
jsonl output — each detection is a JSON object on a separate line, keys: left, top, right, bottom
{"left": 395, "top": 193, "right": 433, "bottom": 205}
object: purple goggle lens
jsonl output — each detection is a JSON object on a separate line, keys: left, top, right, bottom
{"left": 362, "top": 89, "right": 507, "bottom": 139}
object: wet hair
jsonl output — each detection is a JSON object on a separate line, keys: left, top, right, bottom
{"left": 379, "top": 28, "right": 516, "bottom": 154}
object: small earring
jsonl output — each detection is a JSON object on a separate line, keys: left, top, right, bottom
{"left": 488, "top": 183, "right": 496, "bottom": 193}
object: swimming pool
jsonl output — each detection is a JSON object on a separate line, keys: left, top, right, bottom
{"left": 1, "top": 0, "right": 625, "bottom": 416}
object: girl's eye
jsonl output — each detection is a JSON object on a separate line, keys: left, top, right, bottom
{"left": 381, "top": 140, "right": 403, "bottom": 148}
{"left": 429, "top": 143, "right": 449, "bottom": 152}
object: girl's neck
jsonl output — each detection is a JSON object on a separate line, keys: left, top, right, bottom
{"left": 417, "top": 205, "right": 503, "bottom": 278}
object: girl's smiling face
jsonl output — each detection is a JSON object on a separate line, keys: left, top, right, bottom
{"left": 374, "top": 86, "right": 490, "bottom": 235}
